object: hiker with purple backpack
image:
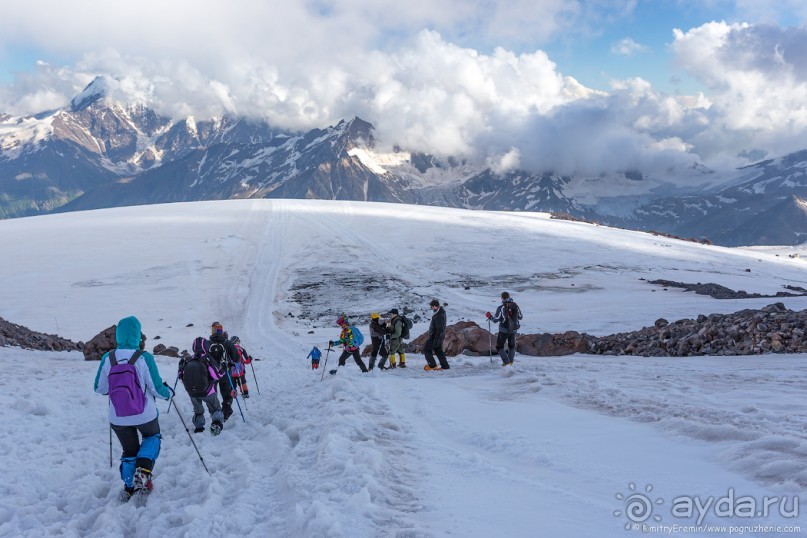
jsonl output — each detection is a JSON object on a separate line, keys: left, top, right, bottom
{"left": 94, "top": 316, "right": 171, "bottom": 500}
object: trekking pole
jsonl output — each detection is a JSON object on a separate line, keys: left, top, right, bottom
{"left": 319, "top": 347, "right": 333, "bottom": 381}
{"left": 224, "top": 368, "right": 246, "bottom": 422}
{"left": 164, "top": 384, "right": 211, "bottom": 476}
{"left": 249, "top": 361, "right": 260, "bottom": 395}
{"left": 487, "top": 318, "right": 493, "bottom": 365}
{"left": 166, "top": 375, "right": 179, "bottom": 414}
{"left": 109, "top": 425, "right": 113, "bottom": 468}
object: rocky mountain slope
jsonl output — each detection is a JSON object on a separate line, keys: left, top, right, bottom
{"left": 2, "top": 76, "right": 806, "bottom": 245}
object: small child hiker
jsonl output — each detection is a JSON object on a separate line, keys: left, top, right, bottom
{"left": 308, "top": 346, "right": 322, "bottom": 369}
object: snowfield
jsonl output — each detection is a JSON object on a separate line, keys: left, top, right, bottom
{"left": 1, "top": 199, "right": 806, "bottom": 537}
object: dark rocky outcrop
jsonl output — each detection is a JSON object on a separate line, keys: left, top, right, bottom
{"left": 0, "top": 316, "right": 81, "bottom": 352}
{"left": 404, "top": 321, "right": 590, "bottom": 357}
{"left": 647, "top": 280, "right": 807, "bottom": 299}
{"left": 83, "top": 325, "right": 146, "bottom": 361}
{"left": 589, "top": 303, "right": 807, "bottom": 356}
{"left": 407, "top": 321, "right": 496, "bottom": 356}
{"left": 153, "top": 344, "right": 180, "bottom": 358}
{"left": 516, "top": 331, "right": 591, "bottom": 356}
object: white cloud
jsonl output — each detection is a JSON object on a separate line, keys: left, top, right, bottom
{"left": 487, "top": 148, "right": 522, "bottom": 174}
{"left": 611, "top": 37, "right": 650, "bottom": 56}
{"left": 1, "top": 3, "right": 807, "bottom": 182}
{"left": 0, "top": 30, "right": 717, "bottom": 180}
{"left": 672, "top": 21, "right": 807, "bottom": 162}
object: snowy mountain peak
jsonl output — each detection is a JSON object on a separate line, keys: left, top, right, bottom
{"left": 70, "top": 76, "right": 113, "bottom": 112}
{"left": 337, "top": 116, "right": 375, "bottom": 148}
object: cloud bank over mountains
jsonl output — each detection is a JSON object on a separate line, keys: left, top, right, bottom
{"left": 1, "top": 1, "right": 807, "bottom": 179}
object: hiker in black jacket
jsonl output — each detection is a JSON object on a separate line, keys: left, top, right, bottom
{"left": 423, "top": 299, "right": 450, "bottom": 371}
{"left": 368, "top": 313, "right": 389, "bottom": 370}
{"left": 208, "top": 322, "right": 240, "bottom": 421}
{"left": 486, "top": 291, "right": 523, "bottom": 366}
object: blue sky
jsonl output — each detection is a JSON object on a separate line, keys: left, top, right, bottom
{"left": 1, "top": 1, "right": 807, "bottom": 177}
{"left": 2, "top": 0, "right": 802, "bottom": 93}
{"left": 542, "top": 1, "right": 803, "bottom": 95}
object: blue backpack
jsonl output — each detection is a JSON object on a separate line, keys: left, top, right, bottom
{"left": 351, "top": 326, "right": 364, "bottom": 347}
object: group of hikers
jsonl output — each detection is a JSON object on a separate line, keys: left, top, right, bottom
{"left": 93, "top": 292, "right": 522, "bottom": 500}
{"left": 311, "top": 292, "right": 523, "bottom": 373}
{"left": 310, "top": 299, "right": 451, "bottom": 374}
{"left": 93, "top": 318, "right": 255, "bottom": 501}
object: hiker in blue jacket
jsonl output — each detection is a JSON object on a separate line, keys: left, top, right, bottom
{"left": 94, "top": 316, "right": 171, "bottom": 499}
{"left": 307, "top": 345, "right": 322, "bottom": 369}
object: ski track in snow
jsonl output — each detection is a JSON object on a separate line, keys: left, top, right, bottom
{"left": 2, "top": 200, "right": 807, "bottom": 537}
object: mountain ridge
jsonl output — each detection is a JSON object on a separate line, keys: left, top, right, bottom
{"left": 1, "top": 82, "right": 806, "bottom": 245}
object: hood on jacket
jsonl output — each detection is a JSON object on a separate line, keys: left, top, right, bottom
{"left": 116, "top": 316, "right": 143, "bottom": 350}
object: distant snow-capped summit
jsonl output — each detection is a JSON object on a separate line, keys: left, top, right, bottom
{"left": 2, "top": 93, "right": 807, "bottom": 246}
{"left": 70, "top": 76, "right": 113, "bottom": 111}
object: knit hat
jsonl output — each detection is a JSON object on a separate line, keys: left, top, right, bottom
{"left": 371, "top": 312, "right": 380, "bottom": 319}
{"left": 211, "top": 322, "right": 224, "bottom": 335}
{"left": 389, "top": 308, "right": 399, "bottom": 316}
{"left": 337, "top": 315, "right": 348, "bottom": 326}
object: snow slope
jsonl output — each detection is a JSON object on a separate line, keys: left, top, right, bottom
{"left": 1, "top": 199, "right": 805, "bottom": 537}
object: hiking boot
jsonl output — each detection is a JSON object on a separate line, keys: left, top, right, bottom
{"left": 399, "top": 362, "right": 407, "bottom": 368}
{"left": 424, "top": 365, "right": 442, "bottom": 371}
{"left": 211, "top": 421, "right": 223, "bottom": 436}
{"left": 194, "top": 426, "right": 205, "bottom": 433}
{"left": 134, "top": 468, "right": 153, "bottom": 492}
{"left": 390, "top": 363, "right": 397, "bottom": 369}
{"left": 120, "top": 486, "right": 136, "bottom": 502}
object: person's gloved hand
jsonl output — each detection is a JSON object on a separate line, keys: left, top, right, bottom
{"left": 329, "top": 340, "right": 334, "bottom": 348}
{"left": 485, "top": 312, "right": 492, "bottom": 319}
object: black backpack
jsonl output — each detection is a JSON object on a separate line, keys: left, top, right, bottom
{"left": 504, "top": 302, "right": 521, "bottom": 332}
{"left": 181, "top": 357, "right": 213, "bottom": 398}
{"left": 208, "top": 341, "right": 226, "bottom": 364}
{"left": 399, "top": 315, "right": 413, "bottom": 339}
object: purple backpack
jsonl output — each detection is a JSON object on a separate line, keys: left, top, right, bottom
{"left": 108, "top": 350, "right": 147, "bottom": 417}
